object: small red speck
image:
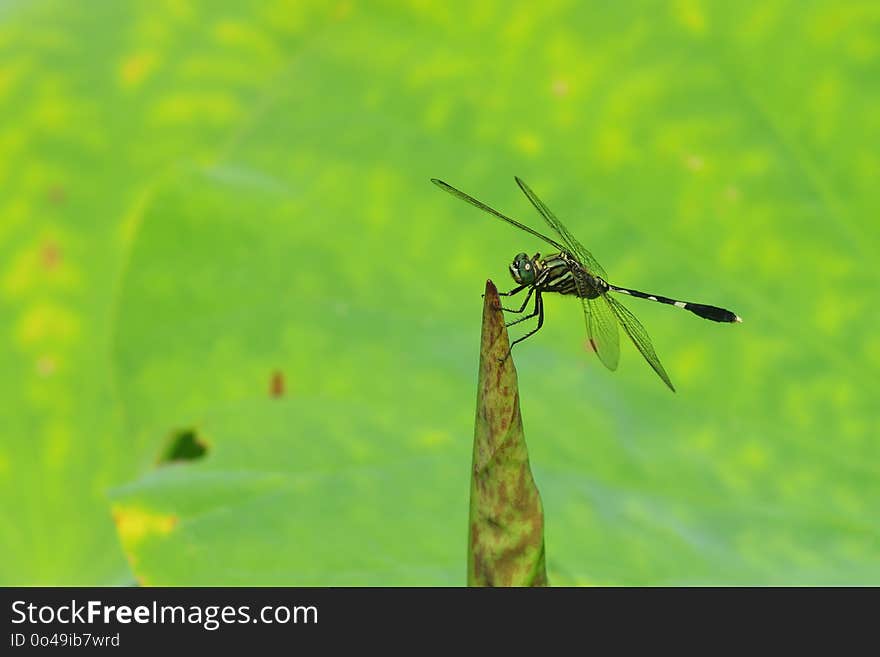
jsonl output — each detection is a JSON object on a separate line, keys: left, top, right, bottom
{"left": 552, "top": 78, "right": 570, "bottom": 97}
{"left": 47, "top": 185, "right": 66, "bottom": 205}
{"left": 270, "top": 371, "right": 284, "bottom": 398}
{"left": 37, "top": 356, "right": 56, "bottom": 377}
{"left": 41, "top": 241, "right": 61, "bottom": 270}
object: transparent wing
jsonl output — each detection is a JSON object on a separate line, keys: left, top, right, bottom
{"left": 583, "top": 296, "right": 620, "bottom": 371}
{"left": 431, "top": 179, "right": 566, "bottom": 252}
{"left": 605, "top": 295, "right": 675, "bottom": 392}
{"left": 514, "top": 176, "right": 607, "bottom": 280}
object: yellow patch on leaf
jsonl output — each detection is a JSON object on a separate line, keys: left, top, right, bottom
{"left": 15, "top": 303, "right": 80, "bottom": 347}
{"left": 112, "top": 505, "right": 178, "bottom": 550}
{"left": 673, "top": 0, "right": 708, "bottom": 36}
{"left": 513, "top": 132, "right": 542, "bottom": 156}
{"left": 119, "top": 52, "right": 160, "bottom": 89}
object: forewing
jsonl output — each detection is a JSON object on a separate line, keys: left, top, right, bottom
{"left": 514, "top": 177, "right": 607, "bottom": 280}
{"left": 431, "top": 179, "right": 566, "bottom": 252}
{"left": 605, "top": 295, "right": 675, "bottom": 392}
{"left": 583, "top": 296, "right": 620, "bottom": 371}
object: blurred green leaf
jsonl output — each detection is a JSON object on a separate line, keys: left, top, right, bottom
{"left": 469, "top": 281, "right": 546, "bottom": 587}
{"left": 106, "top": 1, "right": 880, "bottom": 584}
{"left": 109, "top": 172, "right": 468, "bottom": 584}
{"left": 0, "top": 0, "right": 337, "bottom": 584}
{"left": 3, "top": 0, "right": 879, "bottom": 585}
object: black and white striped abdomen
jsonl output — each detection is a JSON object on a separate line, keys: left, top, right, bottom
{"left": 609, "top": 284, "right": 741, "bottom": 323}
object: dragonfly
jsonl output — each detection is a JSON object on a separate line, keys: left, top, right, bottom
{"left": 431, "top": 176, "right": 742, "bottom": 392}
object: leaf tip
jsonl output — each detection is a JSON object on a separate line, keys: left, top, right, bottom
{"left": 470, "top": 279, "right": 546, "bottom": 586}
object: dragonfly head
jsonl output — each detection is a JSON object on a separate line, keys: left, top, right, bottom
{"left": 510, "top": 252, "right": 541, "bottom": 286}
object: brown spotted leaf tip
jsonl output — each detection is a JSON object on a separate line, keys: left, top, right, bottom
{"left": 468, "top": 279, "right": 547, "bottom": 587}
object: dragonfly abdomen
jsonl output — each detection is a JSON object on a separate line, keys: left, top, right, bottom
{"left": 609, "top": 285, "right": 741, "bottom": 323}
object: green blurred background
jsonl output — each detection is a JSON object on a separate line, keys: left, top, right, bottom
{"left": 2, "top": 0, "right": 878, "bottom": 585}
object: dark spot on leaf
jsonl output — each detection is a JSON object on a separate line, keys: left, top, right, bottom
{"left": 497, "top": 480, "right": 509, "bottom": 507}
{"left": 473, "top": 553, "right": 490, "bottom": 586}
{"left": 156, "top": 428, "right": 208, "bottom": 465}
{"left": 41, "top": 241, "right": 61, "bottom": 270}
{"left": 514, "top": 464, "right": 529, "bottom": 507}
{"left": 270, "top": 370, "right": 285, "bottom": 398}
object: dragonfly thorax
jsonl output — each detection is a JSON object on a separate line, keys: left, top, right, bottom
{"left": 509, "top": 252, "right": 543, "bottom": 286}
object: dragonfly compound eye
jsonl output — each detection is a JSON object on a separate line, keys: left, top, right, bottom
{"left": 510, "top": 252, "right": 536, "bottom": 285}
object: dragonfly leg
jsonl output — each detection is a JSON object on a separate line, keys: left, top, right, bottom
{"left": 499, "top": 286, "right": 534, "bottom": 314}
{"left": 504, "top": 288, "right": 538, "bottom": 327}
{"left": 483, "top": 283, "right": 526, "bottom": 312}
{"left": 500, "top": 292, "right": 544, "bottom": 362}
{"left": 498, "top": 284, "right": 526, "bottom": 297}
